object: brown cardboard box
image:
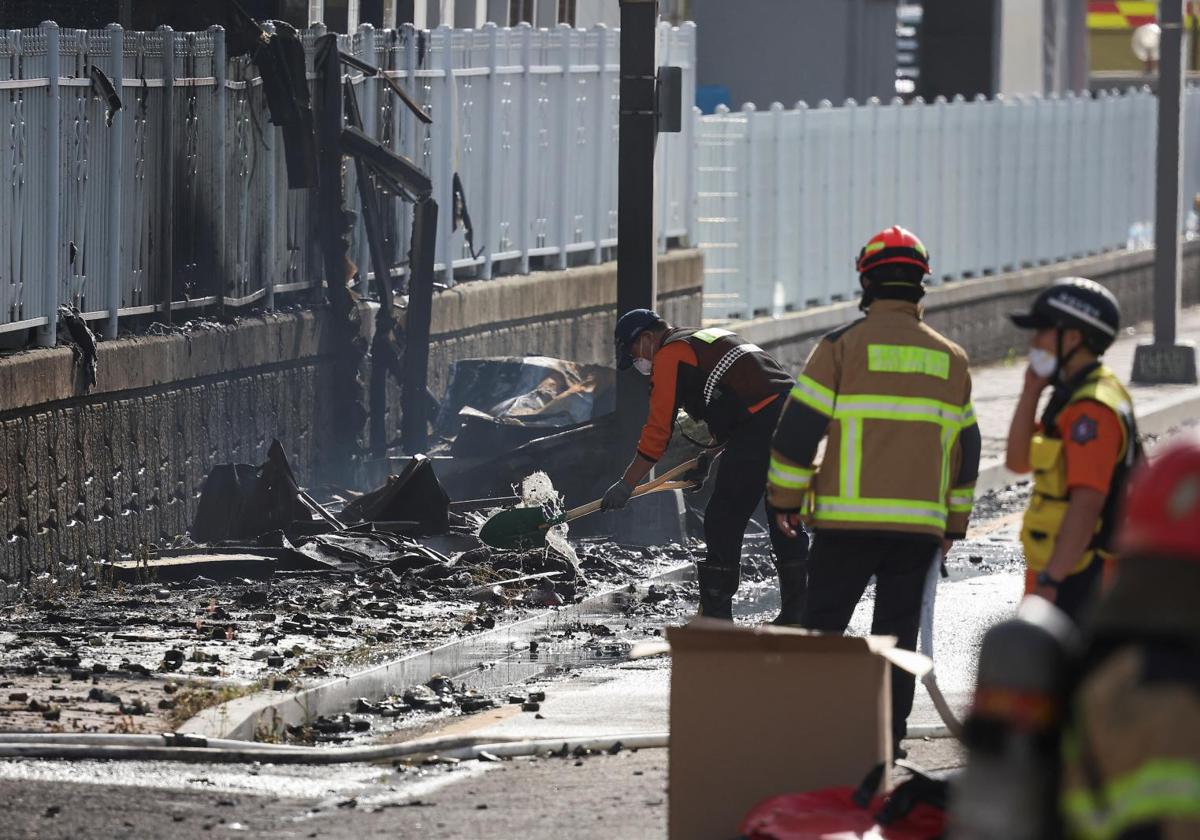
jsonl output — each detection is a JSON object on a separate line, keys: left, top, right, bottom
{"left": 666, "top": 619, "right": 931, "bottom": 840}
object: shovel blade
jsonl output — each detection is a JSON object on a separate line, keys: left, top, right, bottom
{"left": 478, "top": 506, "right": 555, "bottom": 550}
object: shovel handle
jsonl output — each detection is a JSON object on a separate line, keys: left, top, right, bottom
{"left": 560, "top": 455, "right": 710, "bottom": 523}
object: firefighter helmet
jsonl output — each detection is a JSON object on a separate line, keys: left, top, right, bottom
{"left": 855, "top": 226, "right": 931, "bottom": 277}
{"left": 1009, "top": 278, "right": 1121, "bottom": 353}
{"left": 1117, "top": 434, "right": 1200, "bottom": 562}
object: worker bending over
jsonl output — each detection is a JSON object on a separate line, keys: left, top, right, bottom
{"left": 603, "top": 309, "right": 809, "bottom": 623}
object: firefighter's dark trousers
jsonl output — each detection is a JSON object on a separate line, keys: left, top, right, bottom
{"left": 802, "top": 529, "right": 938, "bottom": 747}
{"left": 701, "top": 398, "right": 810, "bottom": 620}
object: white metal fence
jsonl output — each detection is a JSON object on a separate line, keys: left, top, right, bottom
{"left": 698, "top": 88, "right": 1200, "bottom": 321}
{"left": 0, "top": 20, "right": 697, "bottom": 345}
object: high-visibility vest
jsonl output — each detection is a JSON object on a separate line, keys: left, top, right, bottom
{"left": 1020, "top": 365, "right": 1140, "bottom": 574}
{"left": 767, "top": 299, "right": 978, "bottom": 540}
{"left": 659, "top": 327, "right": 793, "bottom": 441}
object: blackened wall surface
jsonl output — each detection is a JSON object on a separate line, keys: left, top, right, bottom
{"left": 0, "top": 252, "right": 704, "bottom": 593}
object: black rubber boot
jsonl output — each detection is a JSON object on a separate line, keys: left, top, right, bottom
{"left": 695, "top": 562, "right": 739, "bottom": 621}
{"left": 771, "top": 561, "right": 808, "bottom": 626}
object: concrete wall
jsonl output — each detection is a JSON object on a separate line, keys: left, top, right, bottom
{"left": 735, "top": 243, "right": 1200, "bottom": 373}
{"left": 0, "top": 251, "right": 703, "bottom": 590}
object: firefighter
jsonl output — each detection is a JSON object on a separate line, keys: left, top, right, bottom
{"left": 602, "top": 309, "right": 809, "bottom": 623}
{"left": 1005, "top": 278, "right": 1141, "bottom": 623}
{"left": 1060, "top": 434, "right": 1200, "bottom": 839}
{"left": 767, "top": 226, "right": 981, "bottom": 754}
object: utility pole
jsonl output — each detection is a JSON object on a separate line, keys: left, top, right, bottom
{"left": 616, "top": 0, "right": 660, "bottom": 427}
{"left": 1133, "top": 0, "right": 1198, "bottom": 384}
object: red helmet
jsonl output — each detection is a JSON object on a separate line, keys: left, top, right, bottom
{"left": 1117, "top": 435, "right": 1200, "bottom": 561}
{"left": 856, "top": 226, "right": 931, "bottom": 276}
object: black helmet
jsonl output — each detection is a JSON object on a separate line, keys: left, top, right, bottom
{"left": 1009, "top": 277, "right": 1120, "bottom": 353}
{"left": 614, "top": 308, "right": 665, "bottom": 370}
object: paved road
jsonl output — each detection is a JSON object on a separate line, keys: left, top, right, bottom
{"left": 0, "top": 503, "right": 1024, "bottom": 839}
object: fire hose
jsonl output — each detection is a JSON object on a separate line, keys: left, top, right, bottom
{"left": 918, "top": 549, "right": 964, "bottom": 740}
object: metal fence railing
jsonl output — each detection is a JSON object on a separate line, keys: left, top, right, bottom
{"left": 0, "top": 20, "right": 697, "bottom": 346}
{"left": 698, "top": 87, "right": 1200, "bottom": 321}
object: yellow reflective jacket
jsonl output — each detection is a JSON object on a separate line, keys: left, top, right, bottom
{"left": 767, "top": 299, "right": 980, "bottom": 539}
{"left": 1021, "top": 365, "right": 1140, "bottom": 574}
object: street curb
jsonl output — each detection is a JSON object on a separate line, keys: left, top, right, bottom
{"left": 972, "top": 387, "right": 1200, "bottom": 497}
{"left": 183, "top": 562, "right": 696, "bottom": 741}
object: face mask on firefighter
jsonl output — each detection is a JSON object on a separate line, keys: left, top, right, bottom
{"left": 1029, "top": 348, "right": 1058, "bottom": 379}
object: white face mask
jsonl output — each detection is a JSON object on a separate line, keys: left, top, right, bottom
{"left": 633, "top": 357, "right": 653, "bottom": 377}
{"left": 1029, "top": 348, "right": 1058, "bottom": 379}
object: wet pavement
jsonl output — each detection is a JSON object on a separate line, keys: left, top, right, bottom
{"left": 0, "top": 486, "right": 1026, "bottom": 839}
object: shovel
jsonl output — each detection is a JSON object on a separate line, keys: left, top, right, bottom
{"left": 478, "top": 455, "right": 709, "bottom": 550}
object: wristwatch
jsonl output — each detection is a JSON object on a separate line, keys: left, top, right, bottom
{"left": 1035, "top": 570, "right": 1063, "bottom": 589}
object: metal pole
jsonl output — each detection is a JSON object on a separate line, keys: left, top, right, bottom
{"left": 402, "top": 198, "right": 438, "bottom": 454}
{"left": 616, "top": 0, "right": 659, "bottom": 422}
{"left": 1132, "top": 0, "right": 1198, "bottom": 384}
{"left": 309, "top": 0, "right": 325, "bottom": 26}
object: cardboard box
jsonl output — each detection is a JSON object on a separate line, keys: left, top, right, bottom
{"left": 666, "top": 619, "right": 931, "bottom": 840}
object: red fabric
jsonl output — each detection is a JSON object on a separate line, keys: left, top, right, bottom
{"left": 739, "top": 787, "right": 946, "bottom": 840}
{"left": 1117, "top": 435, "right": 1200, "bottom": 561}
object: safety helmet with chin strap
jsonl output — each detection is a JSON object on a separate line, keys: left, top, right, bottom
{"left": 1009, "top": 277, "right": 1121, "bottom": 355}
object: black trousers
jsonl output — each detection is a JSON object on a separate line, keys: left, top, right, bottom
{"left": 802, "top": 529, "right": 938, "bottom": 746}
{"left": 703, "top": 399, "right": 810, "bottom": 591}
{"left": 1054, "top": 555, "right": 1103, "bottom": 624}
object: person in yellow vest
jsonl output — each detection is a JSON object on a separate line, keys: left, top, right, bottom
{"left": 1006, "top": 277, "right": 1142, "bottom": 623}
{"left": 768, "top": 226, "right": 981, "bottom": 755}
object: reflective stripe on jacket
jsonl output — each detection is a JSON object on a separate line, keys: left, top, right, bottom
{"left": 767, "top": 299, "right": 980, "bottom": 539}
{"left": 1061, "top": 644, "right": 1200, "bottom": 839}
{"left": 637, "top": 327, "right": 793, "bottom": 461}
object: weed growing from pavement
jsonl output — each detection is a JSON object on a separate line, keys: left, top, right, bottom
{"left": 165, "top": 680, "right": 266, "bottom": 729}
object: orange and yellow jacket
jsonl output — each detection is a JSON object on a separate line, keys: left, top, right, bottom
{"left": 766, "top": 300, "right": 980, "bottom": 540}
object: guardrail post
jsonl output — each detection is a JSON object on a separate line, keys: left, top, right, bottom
{"left": 681, "top": 22, "right": 697, "bottom": 249}
{"left": 554, "top": 23, "right": 571, "bottom": 270}
{"left": 741, "top": 102, "right": 757, "bottom": 314}
{"left": 103, "top": 24, "right": 125, "bottom": 339}
{"left": 770, "top": 101, "right": 784, "bottom": 316}
{"left": 480, "top": 22, "right": 499, "bottom": 278}
{"left": 590, "top": 24, "right": 610, "bottom": 265}
{"left": 159, "top": 25, "right": 175, "bottom": 324}
{"left": 436, "top": 25, "right": 455, "bottom": 284}
{"left": 518, "top": 22, "right": 533, "bottom": 275}
{"left": 37, "top": 21, "right": 61, "bottom": 347}
{"left": 210, "top": 25, "right": 230, "bottom": 312}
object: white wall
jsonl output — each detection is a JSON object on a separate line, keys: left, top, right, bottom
{"left": 999, "top": 0, "right": 1045, "bottom": 96}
